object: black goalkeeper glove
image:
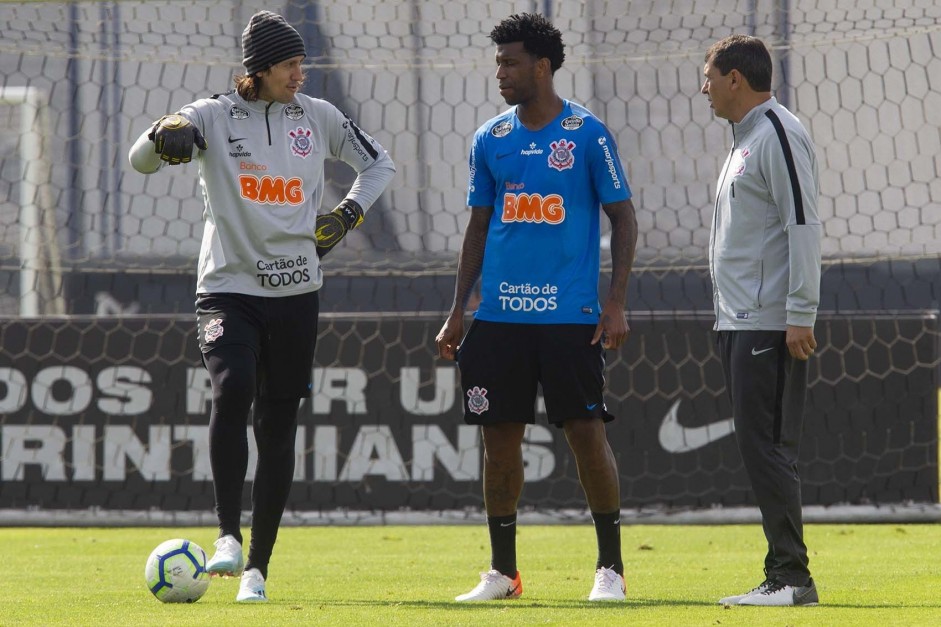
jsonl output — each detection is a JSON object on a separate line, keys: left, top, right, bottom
{"left": 148, "top": 113, "right": 207, "bottom": 165}
{"left": 315, "top": 199, "right": 364, "bottom": 258}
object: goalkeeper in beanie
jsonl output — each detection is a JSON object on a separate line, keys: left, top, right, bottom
{"left": 128, "top": 10, "right": 395, "bottom": 603}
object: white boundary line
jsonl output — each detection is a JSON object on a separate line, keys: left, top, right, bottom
{"left": 1, "top": 504, "right": 939, "bottom": 527}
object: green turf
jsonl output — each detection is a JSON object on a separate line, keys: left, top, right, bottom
{"left": 2, "top": 523, "right": 939, "bottom": 625}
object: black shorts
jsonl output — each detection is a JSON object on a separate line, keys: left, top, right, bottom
{"left": 456, "top": 320, "right": 613, "bottom": 427}
{"left": 195, "top": 291, "right": 319, "bottom": 399}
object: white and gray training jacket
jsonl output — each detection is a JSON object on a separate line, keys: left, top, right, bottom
{"left": 129, "top": 91, "right": 396, "bottom": 298}
{"left": 709, "top": 97, "right": 822, "bottom": 331}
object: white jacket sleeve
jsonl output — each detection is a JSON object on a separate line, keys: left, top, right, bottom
{"left": 127, "top": 124, "right": 165, "bottom": 174}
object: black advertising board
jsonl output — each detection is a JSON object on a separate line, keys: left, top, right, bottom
{"left": 0, "top": 313, "right": 937, "bottom": 512}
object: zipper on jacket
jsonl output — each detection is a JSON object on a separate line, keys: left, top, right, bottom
{"left": 730, "top": 181, "right": 735, "bottom": 198}
{"left": 265, "top": 101, "right": 275, "bottom": 145}
{"left": 714, "top": 123, "right": 736, "bottom": 217}
{"left": 710, "top": 122, "right": 736, "bottom": 301}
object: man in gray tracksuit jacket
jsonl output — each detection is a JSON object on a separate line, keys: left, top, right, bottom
{"left": 702, "top": 35, "right": 822, "bottom": 607}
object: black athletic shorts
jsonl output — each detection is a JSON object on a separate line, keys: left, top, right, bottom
{"left": 456, "top": 319, "right": 613, "bottom": 427}
{"left": 195, "top": 291, "right": 319, "bottom": 399}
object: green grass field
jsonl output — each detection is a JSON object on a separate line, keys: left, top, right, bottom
{"left": 3, "top": 523, "right": 939, "bottom": 626}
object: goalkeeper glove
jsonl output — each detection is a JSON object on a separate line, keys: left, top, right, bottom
{"left": 315, "top": 199, "right": 364, "bottom": 258}
{"left": 148, "top": 113, "right": 208, "bottom": 165}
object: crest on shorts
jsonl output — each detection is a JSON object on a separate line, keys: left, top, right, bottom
{"left": 289, "top": 127, "right": 313, "bottom": 158}
{"left": 491, "top": 121, "right": 512, "bottom": 138}
{"left": 284, "top": 104, "right": 304, "bottom": 120}
{"left": 466, "top": 386, "right": 490, "bottom": 415}
{"left": 204, "top": 318, "right": 224, "bottom": 343}
{"left": 229, "top": 105, "right": 250, "bottom": 120}
{"left": 548, "top": 139, "right": 575, "bottom": 171}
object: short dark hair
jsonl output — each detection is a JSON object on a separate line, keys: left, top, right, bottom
{"left": 705, "top": 35, "right": 772, "bottom": 92}
{"left": 490, "top": 13, "right": 565, "bottom": 73}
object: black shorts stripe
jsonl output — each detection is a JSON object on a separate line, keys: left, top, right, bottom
{"left": 764, "top": 109, "right": 805, "bottom": 225}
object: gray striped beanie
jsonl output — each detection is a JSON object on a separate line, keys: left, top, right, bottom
{"left": 242, "top": 11, "right": 307, "bottom": 75}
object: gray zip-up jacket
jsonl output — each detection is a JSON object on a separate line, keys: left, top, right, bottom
{"left": 129, "top": 91, "right": 395, "bottom": 297}
{"left": 709, "top": 97, "right": 821, "bottom": 331}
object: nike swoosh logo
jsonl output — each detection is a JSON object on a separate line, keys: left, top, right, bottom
{"left": 500, "top": 521, "right": 516, "bottom": 527}
{"left": 751, "top": 346, "right": 774, "bottom": 356}
{"left": 228, "top": 136, "right": 247, "bottom": 143}
{"left": 586, "top": 403, "right": 598, "bottom": 410}
{"left": 658, "top": 400, "right": 734, "bottom": 453}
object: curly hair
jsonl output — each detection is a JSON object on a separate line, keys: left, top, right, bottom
{"left": 490, "top": 13, "right": 565, "bottom": 73}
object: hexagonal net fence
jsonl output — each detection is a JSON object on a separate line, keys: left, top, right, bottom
{"left": 0, "top": 1, "right": 939, "bottom": 522}
{"left": 1, "top": 1, "right": 939, "bottom": 312}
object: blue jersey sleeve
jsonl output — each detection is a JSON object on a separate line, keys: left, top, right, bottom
{"left": 467, "top": 129, "right": 496, "bottom": 207}
{"left": 588, "top": 124, "right": 631, "bottom": 204}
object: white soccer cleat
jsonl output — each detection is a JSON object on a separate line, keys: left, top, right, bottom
{"left": 455, "top": 569, "right": 523, "bottom": 602}
{"left": 206, "top": 534, "right": 244, "bottom": 577}
{"left": 718, "top": 579, "right": 774, "bottom": 605}
{"left": 738, "top": 579, "right": 819, "bottom": 606}
{"left": 236, "top": 568, "right": 268, "bottom": 602}
{"left": 588, "top": 566, "right": 626, "bottom": 601}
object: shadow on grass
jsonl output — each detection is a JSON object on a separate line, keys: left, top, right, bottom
{"left": 284, "top": 598, "right": 720, "bottom": 610}
{"left": 281, "top": 598, "right": 941, "bottom": 611}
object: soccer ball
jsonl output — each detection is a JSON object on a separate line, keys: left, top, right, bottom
{"left": 144, "top": 538, "right": 210, "bottom": 603}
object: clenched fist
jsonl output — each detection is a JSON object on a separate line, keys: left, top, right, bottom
{"left": 148, "top": 114, "right": 207, "bottom": 165}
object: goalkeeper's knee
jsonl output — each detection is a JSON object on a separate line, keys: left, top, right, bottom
{"left": 315, "top": 199, "right": 364, "bottom": 258}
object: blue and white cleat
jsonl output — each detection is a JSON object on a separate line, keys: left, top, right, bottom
{"left": 206, "top": 534, "right": 244, "bottom": 577}
{"left": 236, "top": 568, "right": 268, "bottom": 602}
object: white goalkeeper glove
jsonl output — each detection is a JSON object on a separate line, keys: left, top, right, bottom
{"left": 315, "top": 199, "right": 364, "bottom": 258}
{"left": 148, "top": 113, "right": 207, "bottom": 165}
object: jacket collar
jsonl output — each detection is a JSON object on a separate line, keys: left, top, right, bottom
{"left": 731, "top": 96, "right": 777, "bottom": 135}
{"left": 234, "top": 92, "right": 289, "bottom": 114}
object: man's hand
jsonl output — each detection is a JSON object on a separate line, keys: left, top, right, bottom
{"left": 148, "top": 114, "right": 207, "bottom": 165}
{"left": 315, "top": 199, "right": 364, "bottom": 258}
{"left": 786, "top": 325, "right": 817, "bottom": 360}
{"left": 591, "top": 300, "right": 629, "bottom": 350}
{"left": 435, "top": 313, "right": 464, "bottom": 361}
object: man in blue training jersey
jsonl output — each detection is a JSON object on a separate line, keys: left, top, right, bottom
{"left": 435, "top": 12, "right": 638, "bottom": 603}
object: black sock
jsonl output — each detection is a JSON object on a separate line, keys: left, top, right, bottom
{"left": 487, "top": 513, "right": 518, "bottom": 578}
{"left": 220, "top": 530, "right": 243, "bottom": 547}
{"left": 591, "top": 510, "right": 623, "bottom": 575}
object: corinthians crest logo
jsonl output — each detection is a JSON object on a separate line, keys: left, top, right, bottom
{"left": 289, "top": 126, "right": 313, "bottom": 158}
{"left": 204, "top": 318, "right": 224, "bottom": 343}
{"left": 466, "top": 386, "right": 490, "bottom": 415}
{"left": 548, "top": 139, "right": 575, "bottom": 171}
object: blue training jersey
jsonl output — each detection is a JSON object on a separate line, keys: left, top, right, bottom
{"left": 467, "top": 100, "right": 631, "bottom": 324}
